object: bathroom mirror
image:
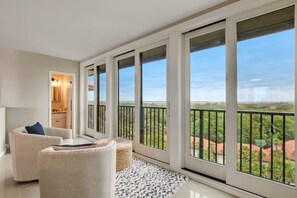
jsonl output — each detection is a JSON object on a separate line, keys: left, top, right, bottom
{"left": 52, "top": 86, "right": 61, "bottom": 103}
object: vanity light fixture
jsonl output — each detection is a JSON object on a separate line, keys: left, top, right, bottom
{"left": 66, "top": 81, "right": 72, "bottom": 88}
{"left": 51, "top": 78, "right": 61, "bottom": 87}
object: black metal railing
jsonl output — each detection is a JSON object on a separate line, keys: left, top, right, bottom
{"left": 97, "top": 105, "right": 106, "bottom": 133}
{"left": 141, "top": 106, "right": 167, "bottom": 150}
{"left": 237, "top": 110, "right": 295, "bottom": 185}
{"left": 89, "top": 104, "right": 295, "bottom": 185}
{"left": 190, "top": 109, "right": 226, "bottom": 164}
{"left": 88, "top": 104, "right": 106, "bottom": 133}
{"left": 117, "top": 105, "right": 167, "bottom": 150}
{"left": 88, "top": 104, "right": 94, "bottom": 129}
{"left": 118, "top": 105, "right": 135, "bottom": 140}
{"left": 191, "top": 108, "right": 295, "bottom": 186}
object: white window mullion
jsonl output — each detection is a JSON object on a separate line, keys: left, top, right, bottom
{"left": 134, "top": 52, "right": 141, "bottom": 147}
{"left": 168, "top": 32, "right": 183, "bottom": 172}
{"left": 294, "top": 4, "right": 297, "bottom": 186}
{"left": 225, "top": 15, "right": 238, "bottom": 183}
{"left": 106, "top": 55, "right": 114, "bottom": 138}
{"left": 94, "top": 65, "right": 98, "bottom": 134}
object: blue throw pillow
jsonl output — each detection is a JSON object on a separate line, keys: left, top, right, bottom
{"left": 25, "top": 122, "right": 45, "bottom": 135}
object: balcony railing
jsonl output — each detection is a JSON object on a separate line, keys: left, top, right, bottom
{"left": 237, "top": 110, "right": 295, "bottom": 185}
{"left": 97, "top": 105, "right": 106, "bottom": 133}
{"left": 190, "top": 109, "right": 226, "bottom": 165}
{"left": 141, "top": 106, "right": 167, "bottom": 150}
{"left": 88, "top": 104, "right": 94, "bottom": 129}
{"left": 118, "top": 105, "right": 135, "bottom": 140}
{"left": 88, "top": 105, "right": 295, "bottom": 185}
{"left": 87, "top": 104, "right": 106, "bottom": 133}
{"left": 118, "top": 106, "right": 167, "bottom": 151}
{"left": 191, "top": 108, "right": 295, "bottom": 186}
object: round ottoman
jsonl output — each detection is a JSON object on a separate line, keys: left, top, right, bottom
{"left": 96, "top": 137, "right": 132, "bottom": 172}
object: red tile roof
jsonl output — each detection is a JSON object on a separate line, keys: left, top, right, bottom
{"left": 190, "top": 137, "right": 295, "bottom": 162}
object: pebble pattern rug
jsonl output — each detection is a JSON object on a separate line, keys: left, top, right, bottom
{"left": 115, "top": 158, "right": 188, "bottom": 198}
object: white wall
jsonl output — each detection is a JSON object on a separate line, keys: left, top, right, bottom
{"left": 0, "top": 49, "right": 80, "bottom": 144}
{"left": 0, "top": 107, "right": 5, "bottom": 157}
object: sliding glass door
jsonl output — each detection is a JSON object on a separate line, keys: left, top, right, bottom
{"left": 134, "top": 41, "right": 169, "bottom": 163}
{"left": 85, "top": 62, "right": 106, "bottom": 138}
{"left": 115, "top": 41, "right": 169, "bottom": 162}
{"left": 116, "top": 53, "right": 135, "bottom": 141}
{"left": 96, "top": 63, "right": 106, "bottom": 137}
{"left": 228, "top": 5, "right": 296, "bottom": 197}
{"left": 86, "top": 67, "right": 95, "bottom": 136}
{"left": 184, "top": 22, "right": 226, "bottom": 180}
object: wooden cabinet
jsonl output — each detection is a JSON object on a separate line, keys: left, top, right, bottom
{"left": 52, "top": 112, "right": 67, "bottom": 128}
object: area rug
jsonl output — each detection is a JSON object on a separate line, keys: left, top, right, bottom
{"left": 115, "top": 158, "right": 188, "bottom": 198}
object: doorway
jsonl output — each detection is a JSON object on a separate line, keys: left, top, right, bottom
{"left": 113, "top": 40, "right": 170, "bottom": 163}
{"left": 49, "top": 72, "right": 74, "bottom": 130}
{"left": 85, "top": 62, "right": 107, "bottom": 139}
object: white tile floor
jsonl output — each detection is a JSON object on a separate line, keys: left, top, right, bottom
{"left": 0, "top": 138, "right": 236, "bottom": 198}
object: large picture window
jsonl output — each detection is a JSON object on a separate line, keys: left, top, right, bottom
{"left": 85, "top": 63, "right": 106, "bottom": 138}
{"left": 237, "top": 6, "right": 295, "bottom": 186}
{"left": 140, "top": 45, "right": 167, "bottom": 150}
{"left": 184, "top": 22, "right": 226, "bottom": 181}
{"left": 96, "top": 64, "right": 106, "bottom": 133}
{"left": 189, "top": 28, "right": 226, "bottom": 165}
{"left": 87, "top": 68, "right": 95, "bottom": 130}
{"left": 118, "top": 56, "right": 135, "bottom": 140}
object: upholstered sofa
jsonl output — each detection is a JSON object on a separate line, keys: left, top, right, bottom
{"left": 38, "top": 140, "right": 116, "bottom": 198}
{"left": 9, "top": 126, "right": 73, "bottom": 181}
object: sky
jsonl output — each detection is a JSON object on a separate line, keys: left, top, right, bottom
{"left": 88, "top": 71, "right": 106, "bottom": 103}
{"left": 237, "top": 29, "right": 294, "bottom": 103}
{"left": 89, "top": 29, "right": 295, "bottom": 104}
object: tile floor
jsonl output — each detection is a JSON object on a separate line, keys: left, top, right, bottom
{"left": 0, "top": 138, "right": 236, "bottom": 198}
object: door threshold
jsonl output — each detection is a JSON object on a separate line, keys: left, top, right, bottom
{"left": 133, "top": 152, "right": 170, "bottom": 169}
{"left": 80, "top": 134, "right": 98, "bottom": 142}
{"left": 180, "top": 169, "right": 263, "bottom": 198}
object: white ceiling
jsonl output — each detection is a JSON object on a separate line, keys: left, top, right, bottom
{"left": 0, "top": 0, "right": 230, "bottom": 61}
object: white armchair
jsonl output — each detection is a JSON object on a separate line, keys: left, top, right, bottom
{"left": 9, "top": 126, "right": 72, "bottom": 181}
{"left": 38, "top": 140, "right": 116, "bottom": 198}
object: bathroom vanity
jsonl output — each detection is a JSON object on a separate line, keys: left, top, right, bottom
{"left": 52, "top": 112, "right": 67, "bottom": 128}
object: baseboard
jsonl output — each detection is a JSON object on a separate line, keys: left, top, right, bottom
{"left": 79, "top": 134, "right": 98, "bottom": 142}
